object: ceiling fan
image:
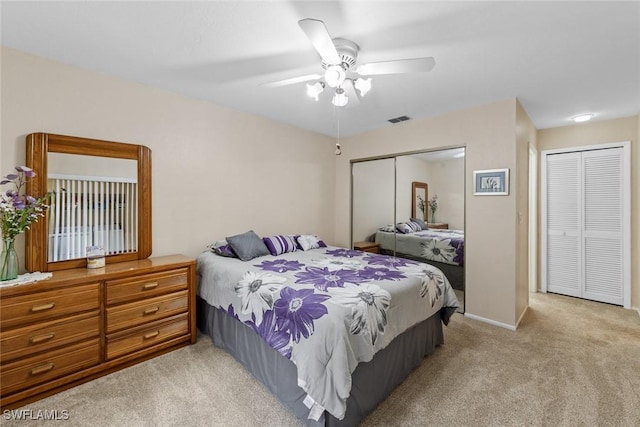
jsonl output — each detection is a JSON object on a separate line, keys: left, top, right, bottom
{"left": 263, "top": 18, "right": 436, "bottom": 107}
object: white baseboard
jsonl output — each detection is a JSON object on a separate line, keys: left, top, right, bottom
{"left": 464, "top": 312, "right": 517, "bottom": 331}
{"left": 634, "top": 306, "right": 640, "bottom": 318}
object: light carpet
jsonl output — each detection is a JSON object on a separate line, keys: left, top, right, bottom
{"left": 3, "top": 292, "right": 639, "bottom": 426}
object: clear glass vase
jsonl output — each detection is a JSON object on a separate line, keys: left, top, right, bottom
{"left": 430, "top": 210, "right": 436, "bottom": 224}
{"left": 1, "top": 238, "right": 19, "bottom": 281}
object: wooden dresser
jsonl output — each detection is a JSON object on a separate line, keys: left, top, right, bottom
{"left": 427, "top": 223, "right": 449, "bottom": 230}
{"left": 0, "top": 255, "right": 196, "bottom": 410}
{"left": 353, "top": 241, "right": 381, "bottom": 254}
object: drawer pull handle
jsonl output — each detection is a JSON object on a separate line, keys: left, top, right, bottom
{"left": 30, "top": 362, "right": 55, "bottom": 375}
{"left": 30, "top": 302, "right": 56, "bottom": 313}
{"left": 30, "top": 332, "right": 56, "bottom": 344}
{"left": 143, "top": 306, "right": 160, "bottom": 315}
{"left": 143, "top": 282, "right": 159, "bottom": 290}
{"left": 143, "top": 331, "right": 160, "bottom": 340}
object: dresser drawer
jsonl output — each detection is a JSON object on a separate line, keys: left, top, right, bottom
{"left": 0, "top": 338, "right": 100, "bottom": 396}
{"left": 106, "top": 290, "right": 188, "bottom": 333}
{"left": 106, "top": 314, "right": 189, "bottom": 360}
{"left": 106, "top": 268, "right": 189, "bottom": 305}
{"left": 0, "top": 312, "right": 100, "bottom": 363}
{"left": 0, "top": 283, "right": 100, "bottom": 330}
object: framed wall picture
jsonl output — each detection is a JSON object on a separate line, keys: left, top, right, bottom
{"left": 411, "top": 181, "right": 428, "bottom": 220}
{"left": 473, "top": 168, "right": 509, "bottom": 195}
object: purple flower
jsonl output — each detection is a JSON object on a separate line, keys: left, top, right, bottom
{"left": 254, "top": 259, "right": 304, "bottom": 273}
{"left": 245, "top": 309, "right": 292, "bottom": 359}
{"left": 295, "top": 266, "right": 367, "bottom": 291}
{"left": 363, "top": 254, "right": 417, "bottom": 269}
{"left": 274, "top": 287, "right": 329, "bottom": 343}
{"left": 357, "top": 266, "right": 406, "bottom": 281}
{"left": 220, "top": 303, "right": 240, "bottom": 321}
{"left": 324, "top": 248, "right": 363, "bottom": 258}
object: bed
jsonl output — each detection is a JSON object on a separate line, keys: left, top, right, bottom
{"left": 196, "top": 243, "right": 459, "bottom": 426}
{"left": 375, "top": 228, "right": 465, "bottom": 291}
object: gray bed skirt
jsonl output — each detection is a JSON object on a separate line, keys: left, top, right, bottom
{"left": 197, "top": 296, "right": 445, "bottom": 426}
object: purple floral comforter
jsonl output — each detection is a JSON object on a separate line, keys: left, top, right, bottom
{"left": 196, "top": 246, "right": 459, "bottom": 421}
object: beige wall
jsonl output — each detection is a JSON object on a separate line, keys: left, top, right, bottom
{"left": 515, "top": 100, "right": 536, "bottom": 323}
{"left": 424, "top": 156, "right": 465, "bottom": 230}
{"left": 395, "top": 155, "right": 432, "bottom": 222}
{"left": 336, "top": 99, "right": 522, "bottom": 327}
{"left": 1, "top": 47, "right": 336, "bottom": 269}
{"left": 537, "top": 116, "right": 639, "bottom": 310}
{"left": 351, "top": 158, "right": 396, "bottom": 243}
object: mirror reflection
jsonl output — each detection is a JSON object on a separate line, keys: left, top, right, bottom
{"left": 352, "top": 148, "right": 465, "bottom": 312}
{"left": 47, "top": 153, "right": 138, "bottom": 262}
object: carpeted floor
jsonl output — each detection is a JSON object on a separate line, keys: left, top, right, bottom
{"left": 3, "top": 292, "right": 639, "bottom": 426}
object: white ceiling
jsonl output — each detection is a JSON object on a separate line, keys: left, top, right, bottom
{"left": 2, "top": 1, "right": 639, "bottom": 138}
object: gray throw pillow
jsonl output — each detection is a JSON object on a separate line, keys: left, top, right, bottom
{"left": 225, "top": 230, "right": 271, "bottom": 261}
{"left": 410, "top": 217, "right": 428, "bottom": 230}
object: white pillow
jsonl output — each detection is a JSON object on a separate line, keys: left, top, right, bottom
{"left": 296, "top": 234, "right": 327, "bottom": 251}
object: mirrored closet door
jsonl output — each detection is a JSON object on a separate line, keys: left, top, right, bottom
{"left": 351, "top": 148, "right": 465, "bottom": 312}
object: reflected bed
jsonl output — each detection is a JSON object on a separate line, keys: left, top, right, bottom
{"left": 375, "top": 229, "right": 465, "bottom": 291}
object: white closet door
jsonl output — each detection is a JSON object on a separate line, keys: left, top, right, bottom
{"left": 546, "top": 152, "right": 582, "bottom": 298}
{"left": 582, "top": 148, "right": 623, "bottom": 305}
{"left": 543, "top": 145, "right": 628, "bottom": 306}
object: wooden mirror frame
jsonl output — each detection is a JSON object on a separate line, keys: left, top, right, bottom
{"left": 411, "top": 181, "right": 429, "bottom": 220}
{"left": 25, "top": 133, "right": 152, "bottom": 272}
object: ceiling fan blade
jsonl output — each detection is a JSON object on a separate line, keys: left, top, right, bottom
{"left": 298, "top": 18, "right": 341, "bottom": 65}
{"left": 342, "top": 79, "right": 361, "bottom": 108}
{"left": 261, "top": 74, "right": 322, "bottom": 88}
{"left": 356, "top": 57, "right": 436, "bottom": 76}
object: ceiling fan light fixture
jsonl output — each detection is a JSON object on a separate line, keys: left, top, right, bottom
{"left": 324, "top": 64, "right": 346, "bottom": 88}
{"left": 354, "top": 78, "right": 372, "bottom": 96}
{"left": 306, "top": 81, "right": 325, "bottom": 101}
{"left": 332, "top": 88, "right": 349, "bottom": 107}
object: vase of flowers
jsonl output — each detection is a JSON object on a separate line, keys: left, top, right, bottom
{"left": 0, "top": 166, "right": 49, "bottom": 281}
{"left": 428, "top": 194, "right": 439, "bottom": 224}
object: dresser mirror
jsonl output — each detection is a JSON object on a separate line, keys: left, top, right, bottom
{"left": 25, "top": 133, "right": 152, "bottom": 272}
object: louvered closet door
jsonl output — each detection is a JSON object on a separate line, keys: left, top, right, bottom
{"left": 544, "top": 147, "right": 626, "bottom": 305}
{"left": 546, "top": 152, "right": 582, "bottom": 298}
{"left": 582, "top": 148, "right": 623, "bottom": 305}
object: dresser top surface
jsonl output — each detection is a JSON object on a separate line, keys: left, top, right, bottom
{"left": 1, "top": 255, "right": 194, "bottom": 298}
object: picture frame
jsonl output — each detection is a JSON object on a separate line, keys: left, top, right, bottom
{"left": 411, "top": 181, "right": 428, "bottom": 220}
{"left": 473, "top": 168, "right": 509, "bottom": 195}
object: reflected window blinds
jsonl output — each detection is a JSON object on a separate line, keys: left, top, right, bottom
{"left": 47, "top": 174, "right": 138, "bottom": 262}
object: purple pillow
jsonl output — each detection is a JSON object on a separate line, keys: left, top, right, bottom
{"left": 263, "top": 235, "right": 299, "bottom": 256}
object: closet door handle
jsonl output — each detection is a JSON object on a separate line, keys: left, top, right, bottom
{"left": 30, "top": 302, "right": 55, "bottom": 313}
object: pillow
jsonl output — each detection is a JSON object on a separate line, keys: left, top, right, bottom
{"left": 207, "top": 240, "right": 237, "bottom": 258}
{"left": 407, "top": 221, "right": 422, "bottom": 232}
{"left": 396, "top": 222, "right": 414, "bottom": 234}
{"left": 263, "top": 235, "right": 299, "bottom": 256}
{"left": 378, "top": 224, "right": 396, "bottom": 232}
{"left": 410, "top": 217, "right": 428, "bottom": 230}
{"left": 296, "top": 234, "right": 327, "bottom": 251}
{"left": 225, "top": 230, "right": 271, "bottom": 261}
